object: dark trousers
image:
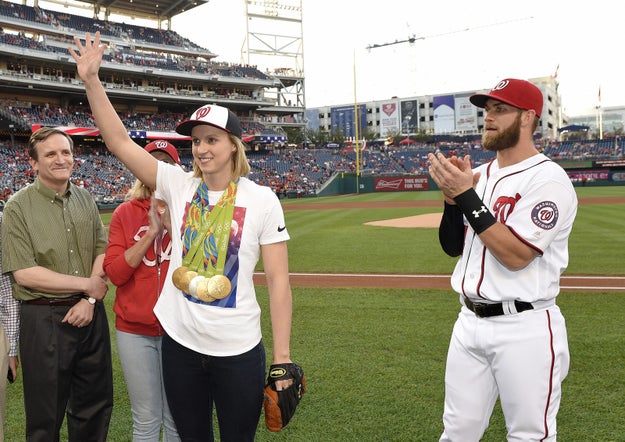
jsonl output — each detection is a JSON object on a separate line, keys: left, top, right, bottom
{"left": 162, "top": 334, "right": 266, "bottom": 442}
{"left": 20, "top": 302, "right": 113, "bottom": 442}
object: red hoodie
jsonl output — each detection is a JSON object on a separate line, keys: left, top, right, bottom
{"left": 104, "top": 198, "right": 172, "bottom": 336}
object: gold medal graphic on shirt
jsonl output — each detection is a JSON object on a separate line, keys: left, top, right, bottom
{"left": 175, "top": 181, "right": 237, "bottom": 302}
{"left": 192, "top": 275, "right": 232, "bottom": 302}
{"left": 172, "top": 266, "right": 232, "bottom": 300}
{"left": 172, "top": 266, "right": 190, "bottom": 291}
{"left": 187, "top": 275, "right": 205, "bottom": 298}
{"left": 179, "top": 270, "right": 198, "bottom": 294}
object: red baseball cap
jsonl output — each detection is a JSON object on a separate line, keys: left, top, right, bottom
{"left": 175, "top": 104, "right": 242, "bottom": 139}
{"left": 145, "top": 140, "right": 181, "bottom": 165}
{"left": 469, "top": 78, "right": 543, "bottom": 118}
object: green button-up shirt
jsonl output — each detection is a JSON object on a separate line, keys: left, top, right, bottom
{"left": 1, "top": 177, "right": 107, "bottom": 301}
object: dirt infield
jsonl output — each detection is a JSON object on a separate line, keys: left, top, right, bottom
{"left": 268, "top": 196, "right": 625, "bottom": 292}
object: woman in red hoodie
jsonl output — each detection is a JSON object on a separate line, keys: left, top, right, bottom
{"left": 104, "top": 140, "right": 181, "bottom": 441}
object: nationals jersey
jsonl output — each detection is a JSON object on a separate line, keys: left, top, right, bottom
{"left": 451, "top": 153, "right": 578, "bottom": 303}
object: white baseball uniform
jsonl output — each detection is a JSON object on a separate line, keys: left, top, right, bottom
{"left": 440, "top": 153, "right": 578, "bottom": 442}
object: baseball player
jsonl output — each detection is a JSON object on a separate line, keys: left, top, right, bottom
{"left": 428, "top": 78, "right": 578, "bottom": 441}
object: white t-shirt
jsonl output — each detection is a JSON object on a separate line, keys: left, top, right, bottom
{"left": 452, "top": 154, "right": 578, "bottom": 303}
{"left": 154, "top": 163, "right": 289, "bottom": 356}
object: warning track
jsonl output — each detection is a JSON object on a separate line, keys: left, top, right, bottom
{"left": 253, "top": 273, "right": 625, "bottom": 292}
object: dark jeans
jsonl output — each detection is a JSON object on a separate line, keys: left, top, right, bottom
{"left": 20, "top": 302, "right": 113, "bottom": 442}
{"left": 162, "top": 334, "right": 266, "bottom": 442}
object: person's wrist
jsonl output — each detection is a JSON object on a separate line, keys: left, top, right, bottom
{"left": 453, "top": 188, "right": 496, "bottom": 234}
{"left": 145, "top": 228, "right": 160, "bottom": 240}
{"left": 83, "top": 296, "right": 97, "bottom": 305}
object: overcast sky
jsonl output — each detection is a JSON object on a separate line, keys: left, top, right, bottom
{"left": 32, "top": 0, "right": 623, "bottom": 116}
{"left": 171, "top": 0, "right": 622, "bottom": 116}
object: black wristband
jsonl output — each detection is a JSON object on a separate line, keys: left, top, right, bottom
{"left": 453, "top": 188, "right": 496, "bottom": 234}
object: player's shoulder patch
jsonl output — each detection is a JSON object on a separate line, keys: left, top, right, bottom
{"left": 531, "top": 201, "right": 559, "bottom": 230}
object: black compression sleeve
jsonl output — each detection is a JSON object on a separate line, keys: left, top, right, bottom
{"left": 439, "top": 201, "right": 465, "bottom": 257}
{"left": 453, "top": 188, "right": 496, "bottom": 235}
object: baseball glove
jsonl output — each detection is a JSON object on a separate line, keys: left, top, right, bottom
{"left": 263, "top": 362, "right": 306, "bottom": 432}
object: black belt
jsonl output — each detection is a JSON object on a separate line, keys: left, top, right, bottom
{"left": 464, "top": 297, "right": 533, "bottom": 318}
{"left": 22, "top": 295, "right": 84, "bottom": 307}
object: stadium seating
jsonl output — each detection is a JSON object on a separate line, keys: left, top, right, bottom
{"left": 1, "top": 135, "right": 619, "bottom": 207}
{"left": 0, "top": 1, "right": 272, "bottom": 85}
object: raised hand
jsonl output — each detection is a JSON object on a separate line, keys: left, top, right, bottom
{"left": 68, "top": 31, "right": 107, "bottom": 83}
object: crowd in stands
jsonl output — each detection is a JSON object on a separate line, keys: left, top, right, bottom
{"left": 1, "top": 100, "right": 287, "bottom": 142}
{"left": 1, "top": 136, "right": 621, "bottom": 207}
{"left": 249, "top": 150, "right": 335, "bottom": 197}
{"left": 541, "top": 139, "right": 619, "bottom": 160}
{"left": 0, "top": 1, "right": 270, "bottom": 82}
{"left": 0, "top": 0, "right": 206, "bottom": 51}
{"left": 0, "top": 30, "right": 269, "bottom": 85}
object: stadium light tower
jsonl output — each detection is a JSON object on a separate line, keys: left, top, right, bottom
{"left": 243, "top": 0, "right": 305, "bottom": 109}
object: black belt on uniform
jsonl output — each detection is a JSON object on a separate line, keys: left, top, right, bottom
{"left": 22, "top": 295, "right": 84, "bottom": 307}
{"left": 463, "top": 297, "right": 534, "bottom": 318}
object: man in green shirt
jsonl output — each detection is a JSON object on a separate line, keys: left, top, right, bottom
{"left": 1, "top": 127, "right": 113, "bottom": 442}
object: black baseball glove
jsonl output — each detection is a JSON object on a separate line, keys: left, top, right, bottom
{"left": 263, "top": 362, "right": 306, "bottom": 432}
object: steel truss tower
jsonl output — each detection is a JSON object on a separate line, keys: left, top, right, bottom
{"left": 243, "top": 0, "right": 305, "bottom": 109}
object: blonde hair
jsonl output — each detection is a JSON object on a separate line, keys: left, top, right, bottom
{"left": 125, "top": 178, "right": 152, "bottom": 201}
{"left": 192, "top": 134, "right": 251, "bottom": 180}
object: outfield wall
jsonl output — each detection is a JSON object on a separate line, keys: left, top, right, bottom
{"left": 320, "top": 160, "right": 625, "bottom": 196}
{"left": 318, "top": 174, "right": 433, "bottom": 195}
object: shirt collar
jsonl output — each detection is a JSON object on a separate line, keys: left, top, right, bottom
{"left": 33, "top": 176, "right": 71, "bottom": 201}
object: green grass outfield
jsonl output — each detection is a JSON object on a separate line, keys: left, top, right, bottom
{"left": 5, "top": 186, "right": 625, "bottom": 440}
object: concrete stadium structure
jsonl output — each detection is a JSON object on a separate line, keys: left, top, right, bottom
{"left": 306, "top": 75, "right": 565, "bottom": 141}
